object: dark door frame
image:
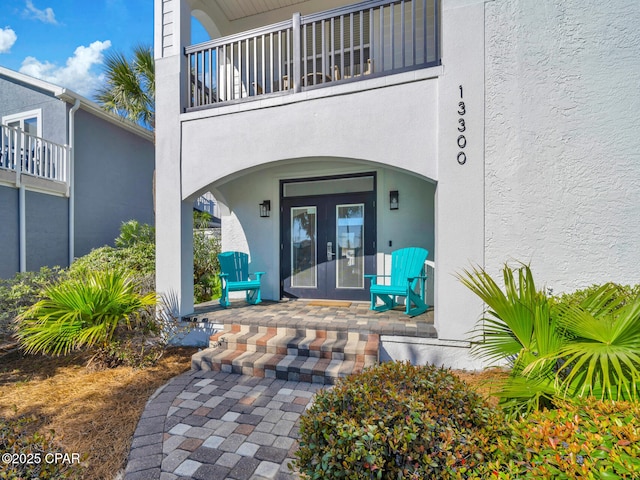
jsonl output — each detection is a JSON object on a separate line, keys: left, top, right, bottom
{"left": 279, "top": 172, "right": 377, "bottom": 300}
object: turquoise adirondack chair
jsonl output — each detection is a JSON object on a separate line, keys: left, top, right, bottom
{"left": 217, "top": 251, "right": 265, "bottom": 308}
{"left": 366, "top": 247, "right": 429, "bottom": 316}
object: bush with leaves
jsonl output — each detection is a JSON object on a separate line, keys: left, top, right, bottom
{"left": 115, "top": 219, "right": 156, "bottom": 248}
{"left": 459, "top": 399, "right": 640, "bottom": 479}
{"left": 0, "top": 267, "right": 63, "bottom": 341}
{"left": 69, "top": 242, "right": 155, "bottom": 280}
{"left": 459, "top": 263, "right": 640, "bottom": 417}
{"left": 16, "top": 270, "right": 156, "bottom": 356}
{"left": 294, "top": 361, "right": 509, "bottom": 479}
{"left": 193, "top": 211, "right": 221, "bottom": 302}
{"left": 0, "top": 414, "right": 83, "bottom": 479}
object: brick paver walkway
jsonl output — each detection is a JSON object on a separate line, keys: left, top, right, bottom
{"left": 124, "top": 370, "right": 323, "bottom": 480}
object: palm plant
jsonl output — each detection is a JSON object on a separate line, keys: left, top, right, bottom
{"left": 541, "top": 284, "right": 640, "bottom": 401}
{"left": 16, "top": 270, "right": 156, "bottom": 356}
{"left": 96, "top": 45, "right": 155, "bottom": 129}
{"left": 460, "top": 264, "right": 640, "bottom": 417}
{"left": 458, "top": 263, "right": 563, "bottom": 416}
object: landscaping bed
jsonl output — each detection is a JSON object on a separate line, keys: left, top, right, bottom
{"left": 0, "top": 347, "right": 196, "bottom": 480}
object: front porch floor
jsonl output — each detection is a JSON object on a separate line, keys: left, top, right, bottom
{"left": 190, "top": 299, "right": 437, "bottom": 338}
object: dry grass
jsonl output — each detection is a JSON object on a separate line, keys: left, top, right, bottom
{"left": 0, "top": 347, "right": 195, "bottom": 480}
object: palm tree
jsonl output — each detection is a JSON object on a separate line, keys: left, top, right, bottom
{"left": 96, "top": 44, "right": 155, "bottom": 130}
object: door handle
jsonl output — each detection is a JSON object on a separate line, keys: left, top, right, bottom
{"left": 327, "top": 242, "right": 335, "bottom": 261}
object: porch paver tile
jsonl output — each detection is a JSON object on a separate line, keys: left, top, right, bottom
{"left": 184, "top": 426, "right": 216, "bottom": 439}
{"left": 228, "top": 457, "right": 261, "bottom": 480}
{"left": 236, "top": 441, "right": 260, "bottom": 457}
{"left": 217, "top": 452, "right": 242, "bottom": 468}
{"left": 219, "top": 433, "right": 248, "bottom": 453}
{"left": 168, "top": 424, "right": 191, "bottom": 436}
{"left": 202, "top": 435, "right": 225, "bottom": 449}
{"left": 254, "top": 461, "right": 281, "bottom": 478}
{"left": 161, "top": 449, "right": 190, "bottom": 472}
{"left": 173, "top": 459, "right": 202, "bottom": 477}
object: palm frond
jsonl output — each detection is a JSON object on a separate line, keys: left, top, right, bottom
{"left": 16, "top": 270, "right": 156, "bottom": 356}
{"left": 95, "top": 45, "right": 155, "bottom": 130}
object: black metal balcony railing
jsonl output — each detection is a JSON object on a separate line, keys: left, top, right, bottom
{"left": 185, "top": 0, "right": 440, "bottom": 110}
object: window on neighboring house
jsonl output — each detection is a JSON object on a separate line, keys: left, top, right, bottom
{"left": 2, "top": 109, "right": 42, "bottom": 137}
{"left": 2, "top": 109, "right": 43, "bottom": 172}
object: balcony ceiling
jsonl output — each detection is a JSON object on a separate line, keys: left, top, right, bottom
{"left": 213, "top": 0, "right": 311, "bottom": 21}
{"left": 189, "top": 0, "right": 353, "bottom": 38}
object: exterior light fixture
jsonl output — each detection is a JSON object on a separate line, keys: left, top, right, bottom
{"left": 389, "top": 190, "right": 399, "bottom": 210}
{"left": 259, "top": 200, "right": 271, "bottom": 217}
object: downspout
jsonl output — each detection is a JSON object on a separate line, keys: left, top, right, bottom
{"left": 68, "top": 98, "right": 81, "bottom": 266}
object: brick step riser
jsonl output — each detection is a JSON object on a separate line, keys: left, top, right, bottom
{"left": 210, "top": 331, "right": 375, "bottom": 356}
{"left": 192, "top": 350, "right": 377, "bottom": 385}
{"left": 210, "top": 341, "right": 368, "bottom": 360}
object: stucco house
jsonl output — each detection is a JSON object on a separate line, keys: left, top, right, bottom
{"left": 154, "top": 0, "right": 640, "bottom": 368}
{"left": 0, "top": 66, "right": 155, "bottom": 279}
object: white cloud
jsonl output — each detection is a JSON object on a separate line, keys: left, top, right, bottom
{"left": 23, "top": 0, "right": 58, "bottom": 25}
{"left": 19, "top": 40, "right": 112, "bottom": 98}
{"left": 0, "top": 27, "right": 18, "bottom": 53}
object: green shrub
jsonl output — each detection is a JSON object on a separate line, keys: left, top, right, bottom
{"left": 294, "top": 361, "right": 508, "bottom": 479}
{"left": 462, "top": 399, "right": 640, "bottom": 479}
{"left": 193, "top": 211, "right": 221, "bottom": 303}
{"left": 114, "top": 219, "right": 155, "bottom": 248}
{"left": 0, "top": 414, "right": 82, "bottom": 479}
{"left": 0, "top": 267, "right": 63, "bottom": 340}
{"left": 16, "top": 270, "right": 156, "bottom": 356}
{"left": 68, "top": 242, "right": 155, "bottom": 279}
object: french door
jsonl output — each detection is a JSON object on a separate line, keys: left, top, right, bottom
{"left": 281, "top": 191, "right": 376, "bottom": 300}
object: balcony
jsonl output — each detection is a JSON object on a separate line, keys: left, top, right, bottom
{"left": 185, "top": 0, "right": 440, "bottom": 111}
{"left": 0, "top": 124, "right": 69, "bottom": 194}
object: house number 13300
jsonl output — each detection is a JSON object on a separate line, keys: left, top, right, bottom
{"left": 457, "top": 85, "right": 467, "bottom": 165}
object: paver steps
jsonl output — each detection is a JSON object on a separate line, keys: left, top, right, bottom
{"left": 192, "top": 324, "right": 379, "bottom": 384}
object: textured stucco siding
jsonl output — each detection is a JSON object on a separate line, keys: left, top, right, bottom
{"left": 485, "top": 0, "right": 640, "bottom": 291}
{"left": 180, "top": 78, "right": 439, "bottom": 198}
{"left": 73, "top": 109, "right": 155, "bottom": 257}
{"left": 0, "top": 186, "right": 20, "bottom": 278}
{"left": 0, "top": 76, "right": 67, "bottom": 144}
{"left": 25, "top": 191, "right": 68, "bottom": 271}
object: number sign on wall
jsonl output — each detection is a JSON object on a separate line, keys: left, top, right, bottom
{"left": 457, "top": 85, "right": 467, "bottom": 165}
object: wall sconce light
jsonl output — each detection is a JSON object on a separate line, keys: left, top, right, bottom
{"left": 259, "top": 200, "right": 271, "bottom": 217}
{"left": 389, "top": 190, "right": 399, "bottom": 210}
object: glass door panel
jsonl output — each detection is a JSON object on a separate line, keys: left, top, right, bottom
{"left": 336, "top": 204, "right": 364, "bottom": 289}
{"left": 291, "top": 206, "right": 317, "bottom": 288}
{"left": 281, "top": 187, "right": 375, "bottom": 300}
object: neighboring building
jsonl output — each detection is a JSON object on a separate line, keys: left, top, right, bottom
{"left": 0, "top": 66, "right": 155, "bottom": 278}
{"left": 154, "top": 0, "right": 640, "bottom": 368}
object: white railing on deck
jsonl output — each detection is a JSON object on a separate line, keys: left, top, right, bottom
{"left": 185, "top": 0, "right": 440, "bottom": 109}
{"left": 0, "top": 124, "right": 69, "bottom": 183}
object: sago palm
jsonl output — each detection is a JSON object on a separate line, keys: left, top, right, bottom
{"left": 96, "top": 44, "right": 155, "bottom": 129}
{"left": 16, "top": 270, "right": 156, "bottom": 356}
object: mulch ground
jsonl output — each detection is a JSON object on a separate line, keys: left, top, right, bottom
{"left": 0, "top": 347, "right": 196, "bottom": 480}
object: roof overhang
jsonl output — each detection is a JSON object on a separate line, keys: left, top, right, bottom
{"left": 0, "top": 65, "right": 154, "bottom": 143}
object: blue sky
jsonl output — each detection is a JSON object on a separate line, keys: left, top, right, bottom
{"left": 0, "top": 0, "right": 208, "bottom": 100}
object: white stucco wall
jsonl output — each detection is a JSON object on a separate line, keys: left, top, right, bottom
{"left": 180, "top": 73, "right": 439, "bottom": 197}
{"left": 485, "top": 0, "right": 640, "bottom": 291}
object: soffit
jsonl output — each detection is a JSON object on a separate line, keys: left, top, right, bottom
{"left": 214, "top": 0, "right": 311, "bottom": 21}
